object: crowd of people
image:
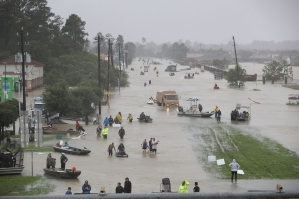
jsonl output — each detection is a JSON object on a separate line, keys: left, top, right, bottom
{"left": 63, "top": 157, "right": 241, "bottom": 195}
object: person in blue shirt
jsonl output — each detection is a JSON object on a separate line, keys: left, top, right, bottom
{"left": 65, "top": 187, "right": 72, "bottom": 195}
{"left": 82, "top": 180, "right": 91, "bottom": 194}
{"left": 103, "top": 117, "right": 109, "bottom": 126}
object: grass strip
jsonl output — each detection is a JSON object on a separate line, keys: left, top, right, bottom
{"left": 0, "top": 176, "right": 54, "bottom": 196}
{"left": 282, "top": 84, "right": 299, "bottom": 90}
{"left": 193, "top": 124, "right": 299, "bottom": 179}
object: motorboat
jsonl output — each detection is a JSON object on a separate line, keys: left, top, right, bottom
{"left": 184, "top": 73, "right": 194, "bottom": 79}
{"left": 169, "top": 72, "right": 175, "bottom": 76}
{"left": 43, "top": 168, "right": 81, "bottom": 179}
{"left": 130, "top": 67, "right": 134, "bottom": 71}
{"left": 0, "top": 141, "right": 24, "bottom": 175}
{"left": 177, "top": 97, "right": 214, "bottom": 117}
{"left": 140, "top": 72, "right": 144, "bottom": 75}
{"left": 137, "top": 116, "right": 153, "bottom": 123}
{"left": 147, "top": 99, "right": 155, "bottom": 105}
{"left": 44, "top": 128, "right": 78, "bottom": 135}
{"left": 231, "top": 104, "right": 250, "bottom": 121}
{"left": 53, "top": 145, "right": 91, "bottom": 155}
{"left": 195, "top": 71, "right": 199, "bottom": 75}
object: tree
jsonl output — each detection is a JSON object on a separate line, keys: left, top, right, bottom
{"left": 212, "top": 58, "right": 230, "bottom": 70}
{"left": 61, "top": 14, "right": 89, "bottom": 52}
{"left": 0, "top": 101, "right": 19, "bottom": 140}
{"left": 142, "top": 37, "right": 146, "bottom": 44}
{"left": 281, "top": 60, "right": 293, "bottom": 79}
{"left": 262, "top": 61, "right": 282, "bottom": 79}
{"left": 226, "top": 64, "right": 247, "bottom": 85}
{"left": 42, "top": 80, "right": 72, "bottom": 116}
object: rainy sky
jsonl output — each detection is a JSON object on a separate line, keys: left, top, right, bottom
{"left": 47, "top": 0, "right": 299, "bottom": 44}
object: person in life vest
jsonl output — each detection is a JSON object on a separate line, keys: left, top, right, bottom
{"left": 214, "top": 106, "right": 219, "bottom": 118}
{"left": 178, "top": 180, "right": 190, "bottom": 193}
{"left": 101, "top": 125, "right": 109, "bottom": 139}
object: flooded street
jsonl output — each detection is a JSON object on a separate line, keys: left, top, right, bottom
{"left": 21, "top": 59, "right": 299, "bottom": 194}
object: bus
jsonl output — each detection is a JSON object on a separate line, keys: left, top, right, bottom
{"left": 34, "top": 97, "right": 47, "bottom": 118}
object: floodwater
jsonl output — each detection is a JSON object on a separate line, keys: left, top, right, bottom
{"left": 20, "top": 58, "right": 299, "bottom": 194}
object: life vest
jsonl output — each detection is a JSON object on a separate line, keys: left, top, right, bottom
{"left": 102, "top": 128, "right": 109, "bottom": 135}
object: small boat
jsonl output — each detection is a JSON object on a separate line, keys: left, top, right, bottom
{"left": 231, "top": 104, "right": 250, "bottom": 121}
{"left": 130, "top": 68, "right": 134, "bottom": 71}
{"left": 140, "top": 72, "right": 144, "bottom": 75}
{"left": 169, "top": 72, "right": 175, "bottom": 76}
{"left": 177, "top": 97, "right": 214, "bottom": 117}
{"left": 44, "top": 128, "right": 78, "bottom": 135}
{"left": 137, "top": 116, "right": 153, "bottom": 123}
{"left": 195, "top": 71, "right": 199, "bottom": 75}
{"left": 43, "top": 168, "right": 81, "bottom": 179}
{"left": 53, "top": 146, "right": 91, "bottom": 155}
{"left": 147, "top": 100, "right": 155, "bottom": 104}
{"left": 115, "top": 152, "right": 128, "bottom": 157}
{"left": 184, "top": 73, "right": 194, "bottom": 79}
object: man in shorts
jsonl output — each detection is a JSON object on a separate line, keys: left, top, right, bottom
{"left": 151, "top": 138, "right": 159, "bottom": 154}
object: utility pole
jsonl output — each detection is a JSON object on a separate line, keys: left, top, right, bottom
{"left": 232, "top": 36, "right": 240, "bottom": 87}
{"left": 95, "top": 35, "right": 102, "bottom": 115}
{"left": 3, "top": 62, "right": 6, "bottom": 101}
{"left": 20, "top": 27, "right": 26, "bottom": 110}
{"left": 125, "top": 45, "right": 128, "bottom": 69}
{"left": 118, "top": 43, "right": 121, "bottom": 93}
{"left": 107, "top": 39, "right": 110, "bottom": 105}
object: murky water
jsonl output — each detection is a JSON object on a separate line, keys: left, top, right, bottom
{"left": 20, "top": 59, "right": 299, "bottom": 194}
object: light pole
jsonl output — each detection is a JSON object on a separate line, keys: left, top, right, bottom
{"left": 118, "top": 42, "right": 121, "bottom": 93}
{"left": 94, "top": 34, "right": 103, "bottom": 115}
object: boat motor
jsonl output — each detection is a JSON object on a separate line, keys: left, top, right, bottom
{"left": 160, "top": 178, "right": 171, "bottom": 192}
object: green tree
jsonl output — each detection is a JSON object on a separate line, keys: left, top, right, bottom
{"left": 42, "top": 80, "right": 72, "bottom": 116}
{"left": 281, "top": 60, "right": 293, "bottom": 79}
{"left": 61, "top": 14, "right": 89, "bottom": 52}
{"left": 226, "top": 64, "right": 247, "bottom": 85}
{"left": 262, "top": 61, "right": 282, "bottom": 79}
{"left": 0, "top": 101, "right": 19, "bottom": 140}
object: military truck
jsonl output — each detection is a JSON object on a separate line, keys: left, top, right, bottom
{"left": 156, "top": 90, "right": 179, "bottom": 107}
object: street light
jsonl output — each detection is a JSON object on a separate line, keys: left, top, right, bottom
{"left": 94, "top": 34, "right": 103, "bottom": 115}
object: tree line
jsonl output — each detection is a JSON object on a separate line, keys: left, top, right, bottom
{"left": 0, "top": 0, "right": 130, "bottom": 137}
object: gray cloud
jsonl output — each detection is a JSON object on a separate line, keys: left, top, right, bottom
{"left": 47, "top": 0, "right": 299, "bottom": 44}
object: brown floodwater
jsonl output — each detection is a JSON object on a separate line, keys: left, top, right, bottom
{"left": 20, "top": 58, "right": 299, "bottom": 194}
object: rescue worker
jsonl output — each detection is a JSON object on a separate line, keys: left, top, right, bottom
{"left": 118, "top": 127, "right": 125, "bottom": 139}
{"left": 101, "top": 125, "right": 109, "bottom": 139}
{"left": 178, "top": 180, "right": 190, "bottom": 193}
{"left": 127, "top": 113, "right": 133, "bottom": 122}
{"left": 82, "top": 180, "right": 91, "bottom": 194}
{"left": 46, "top": 153, "right": 56, "bottom": 169}
{"left": 116, "top": 112, "right": 122, "bottom": 124}
{"left": 214, "top": 106, "right": 219, "bottom": 118}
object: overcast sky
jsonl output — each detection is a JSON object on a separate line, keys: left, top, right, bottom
{"left": 47, "top": 0, "right": 299, "bottom": 44}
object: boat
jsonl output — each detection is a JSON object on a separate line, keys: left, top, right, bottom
{"left": 177, "top": 97, "right": 214, "bottom": 117}
{"left": 43, "top": 128, "right": 79, "bottom": 135}
{"left": 0, "top": 141, "right": 24, "bottom": 175}
{"left": 130, "top": 67, "right": 134, "bottom": 71}
{"left": 147, "top": 99, "right": 155, "bottom": 104}
{"left": 53, "top": 145, "right": 91, "bottom": 155}
{"left": 137, "top": 116, "right": 153, "bottom": 123}
{"left": 184, "top": 73, "right": 194, "bottom": 79}
{"left": 231, "top": 104, "right": 251, "bottom": 121}
{"left": 169, "top": 72, "right": 175, "bottom": 76}
{"left": 43, "top": 168, "right": 81, "bottom": 179}
{"left": 195, "top": 71, "right": 199, "bottom": 75}
{"left": 115, "top": 152, "right": 128, "bottom": 157}
{"left": 140, "top": 72, "right": 144, "bottom": 75}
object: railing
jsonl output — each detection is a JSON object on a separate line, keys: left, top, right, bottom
{"left": 1, "top": 191, "right": 299, "bottom": 199}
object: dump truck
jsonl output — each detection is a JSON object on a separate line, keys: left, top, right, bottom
{"left": 156, "top": 90, "right": 179, "bottom": 107}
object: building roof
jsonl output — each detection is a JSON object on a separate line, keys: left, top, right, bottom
{"left": 0, "top": 55, "right": 44, "bottom": 67}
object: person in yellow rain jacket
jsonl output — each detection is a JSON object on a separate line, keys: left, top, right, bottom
{"left": 178, "top": 180, "right": 190, "bottom": 193}
{"left": 101, "top": 125, "right": 109, "bottom": 139}
{"left": 214, "top": 106, "right": 219, "bottom": 118}
{"left": 116, "top": 112, "right": 122, "bottom": 124}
